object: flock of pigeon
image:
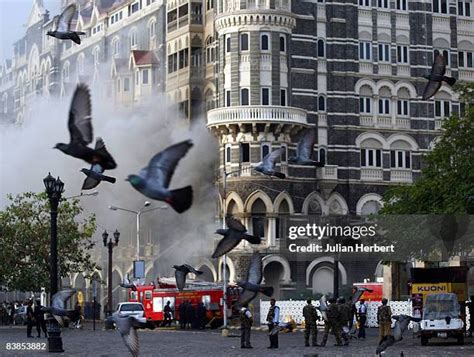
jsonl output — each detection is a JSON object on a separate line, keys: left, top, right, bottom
{"left": 42, "top": 3, "right": 457, "bottom": 356}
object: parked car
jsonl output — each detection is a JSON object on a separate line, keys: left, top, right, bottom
{"left": 105, "top": 302, "right": 146, "bottom": 329}
{"left": 13, "top": 306, "right": 27, "bottom": 326}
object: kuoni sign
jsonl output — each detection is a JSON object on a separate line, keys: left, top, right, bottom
{"left": 411, "top": 283, "right": 467, "bottom": 302}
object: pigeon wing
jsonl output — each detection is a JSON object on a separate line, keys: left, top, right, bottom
{"left": 238, "top": 289, "right": 257, "bottom": 305}
{"left": 183, "top": 264, "right": 203, "bottom": 275}
{"left": 94, "top": 137, "right": 117, "bottom": 169}
{"left": 262, "top": 148, "right": 283, "bottom": 169}
{"left": 121, "top": 325, "right": 139, "bottom": 357}
{"left": 145, "top": 140, "right": 193, "bottom": 188}
{"left": 81, "top": 164, "right": 103, "bottom": 190}
{"left": 175, "top": 270, "right": 186, "bottom": 291}
{"left": 242, "top": 233, "right": 261, "bottom": 245}
{"left": 246, "top": 253, "right": 263, "bottom": 285}
{"left": 432, "top": 50, "right": 447, "bottom": 77}
{"left": 52, "top": 289, "right": 76, "bottom": 310}
{"left": 58, "top": 4, "right": 76, "bottom": 32}
{"left": 226, "top": 216, "right": 246, "bottom": 232}
{"left": 297, "top": 129, "right": 315, "bottom": 160}
{"left": 211, "top": 233, "right": 240, "bottom": 258}
{"left": 68, "top": 84, "right": 93, "bottom": 145}
{"left": 422, "top": 80, "right": 442, "bottom": 100}
{"left": 52, "top": 15, "right": 60, "bottom": 31}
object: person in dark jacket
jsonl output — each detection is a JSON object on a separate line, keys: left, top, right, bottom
{"left": 163, "top": 301, "right": 172, "bottom": 327}
{"left": 26, "top": 300, "right": 35, "bottom": 338}
{"left": 34, "top": 300, "right": 47, "bottom": 338}
{"left": 179, "top": 301, "right": 187, "bottom": 329}
{"left": 240, "top": 304, "right": 253, "bottom": 349}
{"left": 197, "top": 303, "right": 207, "bottom": 329}
{"left": 186, "top": 302, "right": 195, "bottom": 329}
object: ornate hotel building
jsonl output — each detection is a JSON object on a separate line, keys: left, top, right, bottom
{"left": 1, "top": 0, "right": 474, "bottom": 305}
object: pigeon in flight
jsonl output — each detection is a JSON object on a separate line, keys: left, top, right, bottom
{"left": 120, "top": 273, "right": 137, "bottom": 292}
{"left": 47, "top": 4, "right": 85, "bottom": 45}
{"left": 106, "top": 312, "right": 155, "bottom": 357}
{"left": 54, "top": 84, "right": 117, "bottom": 170}
{"left": 173, "top": 264, "right": 203, "bottom": 291}
{"left": 288, "top": 129, "right": 325, "bottom": 166}
{"left": 81, "top": 163, "right": 116, "bottom": 190}
{"left": 254, "top": 148, "right": 286, "bottom": 178}
{"left": 421, "top": 50, "right": 456, "bottom": 100}
{"left": 127, "top": 140, "right": 193, "bottom": 213}
{"left": 318, "top": 295, "right": 328, "bottom": 321}
{"left": 212, "top": 216, "right": 261, "bottom": 258}
{"left": 238, "top": 253, "right": 274, "bottom": 306}
{"left": 351, "top": 286, "right": 373, "bottom": 305}
{"left": 376, "top": 315, "right": 421, "bottom": 355}
{"left": 41, "top": 289, "right": 81, "bottom": 326}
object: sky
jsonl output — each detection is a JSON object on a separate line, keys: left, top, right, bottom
{"left": 0, "top": 0, "right": 60, "bottom": 63}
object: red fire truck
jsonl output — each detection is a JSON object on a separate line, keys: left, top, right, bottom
{"left": 128, "top": 278, "right": 240, "bottom": 328}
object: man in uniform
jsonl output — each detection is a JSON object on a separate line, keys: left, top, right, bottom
{"left": 320, "top": 297, "right": 343, "bottom": 347}
{"left": 357, "top": 298, "right": 368, "bottom": 339}
{"left": 377, "top": 298, "right": 392, "bottom": 343}
{"left": 34, "top": 299, "right": 47, "bottom": 338}
{"left": 26, "top": 300, "right": 35, "bottom": 338}
{"left": 302, "top": 299, "right": 318, "bottom": 347}
{"left": 337, "top": 297, "right": 350, "bottom": 346}
{"left": 266, "top": 298, "right": 280, "bottom": 349}
{"left": 163, "top": 301, "right": 172, "bottom": 327}
{"left": 240, "top": 303, "right": 253, "bottom": 349}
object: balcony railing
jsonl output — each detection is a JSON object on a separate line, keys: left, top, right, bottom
{"left": 191, "top": 14, "right": 203, "bottom": 24}
{"left": 397, "top": 65, "right": 410, "bottom": 77}
{"left": 360, "top": 167, "right": 383, "bottom": 181}
{"left": 435, "top": 118, "right": 443, "bottom": 130}
{"left": 395, "top": 117, "right": 410, "bottom": 129}
{"left": 459, "top": 69, "right": 474, "bottom": 81}
{"left": 390, "top": 169, "right": 412, "bottom": 183}
{"left": 317, "top": 165, "right": 338, "bottom": 180}
{"left": 207, "top": 105, "right": 308, "bottom": 126}
{"left": 360, "top": 62, "right": 373, "bottom": 74}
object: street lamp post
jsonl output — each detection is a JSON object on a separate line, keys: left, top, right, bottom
{"left": 103, "top": 229, "right": 120, "bottom": 317}
{"left": 108, "top": 202, "right": 167, "bottom": 279}
{"left": 43, "top": 172, "right": 64, "bottom": 353}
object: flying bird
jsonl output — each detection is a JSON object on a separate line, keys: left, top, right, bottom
{"left": 120, "top": 274, "right": 137, "bottom": 291}
{"left": 173, "top": 264, "right": 203, "bottom": 291}
{"left": 54, "top": 84, "right": 117, "bottom": 171}
{"left": 106, "top": 312, "right": 155, "bottom": 357}
{"left": 376, "top": 315, "right": 421, "bottom": 355}
{"left": 47, "top": 4, "right": 85, "bottom": 45}
{"left": 238, "top": 253, "right": 274, "bottom": 305}
{"left": 318, "top": 295, "right": 328, "bottom": 321}
{"left": 421, "top": 50, "right": 456, "bottom": 100}
{"left": 351, "top": 286, "right": 373, "bottom": 305}
{"left": 254, "top": 148, "right": 286, "bottom": 178}
{"left": 212, "top": 216, "right": 261, "bottom": 258}
{"left": 126, "top": 140, "right": 193, "bottom": 213}
{"left": 81, "top": 163, "right": 116, "bottom": 190}
{"left": 288, "top": 129, "right": 325, "bottom": 166}
{"left": 41, "top": 289, "right": 80, "bottom": 326}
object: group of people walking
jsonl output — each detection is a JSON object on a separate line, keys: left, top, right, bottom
{"left": 240, "top": 296, "right": 394, "bottom": 349}
{"left": 178, "top": 301, "right": 207, "bottom": 330}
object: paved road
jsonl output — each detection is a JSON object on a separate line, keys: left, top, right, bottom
{"left": 0, "top": 324, "right": 473, "bottom": 356}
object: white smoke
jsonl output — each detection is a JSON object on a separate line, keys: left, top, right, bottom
{"left": 0, "top": 83, "right": 219, "bottom": 278}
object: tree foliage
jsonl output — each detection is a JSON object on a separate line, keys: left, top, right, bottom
{"left": 0, "top": 192, "right": 100, "bottom": 292}
{"left": 381, "top": 82, "right": 474, "bottom": 214}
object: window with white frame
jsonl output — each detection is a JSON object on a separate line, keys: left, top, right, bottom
{"left": 130, "top": 29, "right": 137, "bottom": 48}
{"left": 458, "top": 0, "right": 472, "bottom": 16}
{"left": 433, "top": 0, "right": 448, "bottom": 14}
{"left": 225, "top": 144, "right": 232, "bottom": 163}
{"left": 131, "top": 1, "right": 140, "bottom": 13}
{"left": 261, "top": 143, "right": 270, "bottom": 160}
{"left": 319, "top": 148, "right": 326, "bottom": 165}
{"left": 93, "top": 47, "right": 100, "bottom": 65}
{"left": 318, "top": 96, "right": 326, "bottom": 111}
{"left": 149, "top": 20, "right": 156, "bottom": 40}
{"left": 458, "top": 51, "right": 473, "bottom": 68}
{"left": 280, "top": 145, "right": 287, "bottom": 163}
{"left": 261, "top": 33, "right": 270, "bottom": 51}
{"left": 397, "top": 99, "right": 409, "bottom": 116}
{"left": 378, "top": 98, "right": 390, "bottom": 114}
{"left": 280, "top": 89, "right": 287, "bottom": 106}
{"left": 378, "top": 43, "right": 390, "bottom": 62}
{"left": 397, "top": 0, "right": 408, "bottom": 10}
{"left": 359, "top": 97, "right": 372, "bottom": 113}
{"left": 225, "top": 90, "right": 231, "bottom": 107}
{"left": 378, "top": 0, "right": 389, "bottom": 8}
{"left": 358, "top": 0, "right": 370, "bottom": 6}
{"left": 435, "top": 100, "right": 450, "bottom": 117}
{"left": 390, "top": 150, "right": 411, "bottom": 168}
{"left": 124, "top": 77, "right": 130, "bottom": 92}
{"left": 226, "top": 35, "right": 231, "bottom": 53}
{"left": 77, "top": 55, "right": 84, "bottom": 75}
{"left": 241, "top": 88, "right": 249, "bottom": 105}
{"left": 317, "top": 40, "right": 325, "bottom": 57}
{"left": 397, "top": 45, "right": 409, "bottom": 64}
{"left": 359, "top": 41, "right": 372, "bottom": 60}
{"left": 142, "top": 69, "right": 149, "bottom": 84}
{"left": 240, "top": 33, "right": 249, "bottom": 51}
{"left": 261, "top": 87, "right": 270, "bottom": 105}
{"left": 112, "top": 38, "right": 120, "bottom": 57}
{"left": 240, "top": 143, "right": 250, "bottom": 162}
{"left": 280, "top": 35, "right": 286, "bottom": 52}
{"left": 361, "top": 148, "right": 382, "bottom": 167}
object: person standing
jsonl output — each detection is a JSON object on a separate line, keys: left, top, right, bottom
{"left": 179, "top": 301, "right": 187, "bottom": 329}
{"left": 266, "top": 299, "right": 280, "bottom": 349}
{"left": 26, "top": 300, "right": 35, "bottom": 338}
{"left": 468, "top": 296, "right": 474, "bottom": 337}
{"left": 163, "top": 301, "right": 172, "bottom": 327}
{"left": 197, "top": 302, "right": 206, "bottom": 329}
{"left": 377, "top": 298, "right": 392, "bottom": 343}
{"left": 302, "top": 299, "right": 318, "bottom": 347}
{"left": 320, "top": 298, "right": 343, "bottom": 347}
{"left": 337, "top": 297, "right": 350, "bottom": 346}
{"left": 186, "top": 302, "right": 195, "bottom": 329}
{"left": 357, "top": 298, "right": 367, "bottom": 340}
{"left": 34, "top": 299, "right": 47, "bottom": 338}
{"left": 240, "top": 304, "right": 253, "bottom": 349}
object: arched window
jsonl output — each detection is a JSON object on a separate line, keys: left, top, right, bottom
{"left": 241, "top": 88, "right": 249, "bottom": 105}
{"left": 378, "top": 86, "right": 391, "bottom": 115}
{"left": 360, "top": 138, "right": 383, "bottom": 167}
{"left": 390, "top": 140, "right": 411, "bottom": 169}
{"left": 359, "top": 85, "right": 373, "bottom": 114}
{"left": 397, "top": 88, "right": 410, "bottom": 117}
{"left": 112, "top": 38, "right": 120, "bottom": 57}
{"left": 225, "top": 144, "right": 231, "bottom": 163}
{"left": 92, "top": 47, "right": 100, "bottom": 65}
{"left": 226, "top": 35, "right": 231, "bottom": 53}
{"left": 319, "top": 148, "right": 326, "bottom": 165}
{"left": 240, "top": 33, "right": 249, "bottom": 51}
{"left": 77, "top": 54, "right": 84, "bottom": 75}
{"left": 261, "top": 34, "right": 269, "bottom": 51}
{"left": 280, "top": 35, "right": 286, "bottom": 52}
{"left": 261, "top": 143, "right": 270, "bottom": 160}
{"left": 318, "top": 96, "right": 326, "bottom": 111}
{"left": 62, "top": 62, "right": 70, "bottom": 82}
{"left": 251, "top": 198, "right": 267, "bottom": 238}
{"left": 148, "top": 19, "right": 156, "bottom": 40}
{"left": 130, "top": 29, "right": 138, "bottom": 48}
{"left": 317, "top": 39, "right": 325, "bottom": 57}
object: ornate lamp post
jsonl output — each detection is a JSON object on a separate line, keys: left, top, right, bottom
{"left": 103, "top": 229, "right": 120, "bottom": 317}
{"left": 43, "top": 172, "right": 64, "bottom": 353}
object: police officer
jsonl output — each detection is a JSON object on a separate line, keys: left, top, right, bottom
{"left": 266, "top": 298, "right": 280, "bottom": 349}
{"left": 357, "top": 298, "right": 368, "bottom": 340}
{"left": 337, "top": 297, "right": 350, "bottom": 346}
{"left": 377, "top": 298, "right": 392, "bottom": 343}
{"left": 320, "top": 297, "right": 343, "bottom": 347}
{"left": 240, "top": 303, "right": 253, "bottom": 349}
{"left": 303, "top": 299, "right": 318, "bottom": 347}
{"left": 34, "top": 299, "right": 47, "bottom": 338}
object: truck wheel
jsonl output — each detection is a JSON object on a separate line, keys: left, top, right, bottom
{"left": 457, "top": 334, "right": 464, "bottom": 345}
{"left": 421, "top": 336, "right": 428, "bottom": 346}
